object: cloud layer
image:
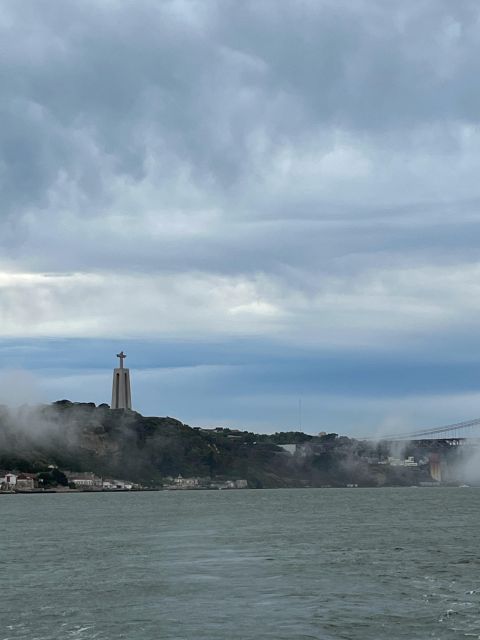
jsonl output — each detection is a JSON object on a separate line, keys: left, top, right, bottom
{"left": 2, "top": 1, "right": 480, "bottom": 432}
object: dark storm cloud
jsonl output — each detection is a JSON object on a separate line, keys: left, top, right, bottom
{"left": 0, "top": 0, "right": 478, "bottom": 284}
{"left": 2, "top": 1, "right": 480, "bottom": 237}
{"left": 239, "top": 0, "right": 477, "bottom": 139}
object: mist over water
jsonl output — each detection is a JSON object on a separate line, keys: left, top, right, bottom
{"left": 2, "top": 488, "right": 480, "bottom": 640}
{"left": 448, "top": 443, "right": 480, "bottom": 486}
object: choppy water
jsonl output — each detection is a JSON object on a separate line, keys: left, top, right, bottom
{"left": 1, "top": 488, "right": 480, "bottom": 639}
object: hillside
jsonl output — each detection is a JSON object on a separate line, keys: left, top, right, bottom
{"left": 0, "top": 401, "right": 441, "bottom": 488}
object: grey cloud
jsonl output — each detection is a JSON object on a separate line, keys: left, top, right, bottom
{"left": 4, "top": 0, "right": 480, "bottom": 222}
{"left": 4, "top": 0, "right": 480, "bottom": 433}
{"left": 213, "top": 1, "right": 480, "bottom": 131}
{"left": 1, "top": 1, "right": 480, "bottom": 342}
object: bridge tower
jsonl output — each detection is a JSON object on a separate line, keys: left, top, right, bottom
{"left": 111, "top": 351, "right": 132, "bottom": 410}
{"left": 429, "top": 453, "right": 442, "bottom": 482}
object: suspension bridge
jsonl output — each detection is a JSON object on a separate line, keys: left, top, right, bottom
{"left": 377, "top": 417, "right": 480, "bottom": 442}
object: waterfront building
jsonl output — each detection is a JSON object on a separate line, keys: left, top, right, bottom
{"left": 384, "top": 456, "right": 418, "bottom": 467}
{"left": 66, "top": 471, "right": 102, "bottom": 488}
{"left": 102, "top": 479, "right": 134, "bottom": 490}
{"left": 173, "top": 475, "right": 200, "bottom": 488}
{"left": 0, "top": 472, "right": 17, "bottom": 488}
{"left": 16, "top": 474, "right": 35, "bottom": 490}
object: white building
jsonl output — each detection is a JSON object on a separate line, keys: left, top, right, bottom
{"left": 278, "top": 444, "right": 297, "bottom": 455}
{"left": 66, "top": 471, "right": 102, "bottom": 488}
{"left": 103, "top": 479, "right": 133, "bottom": 490}
{"left": 384, "top": 456, "right": 418, "bottom": 467}
{"left": 0, "top": 473, "right": 17, "bottom": 488}
{"left": 173, "top": 475, "right": 200, "bottom": 488}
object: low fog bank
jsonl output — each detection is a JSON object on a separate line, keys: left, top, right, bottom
{"left": 0, "top": 400, "right": 171, "bottom": 482}
{"left": 444, "top": 445, "right": 480, "bottom": 486}
{"left": 1, "top": 400, "right": 477, "bottom": 488}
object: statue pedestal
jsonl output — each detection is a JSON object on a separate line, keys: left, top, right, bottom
{"left": 111, "top": 367, "right": 132, "bottom": 409}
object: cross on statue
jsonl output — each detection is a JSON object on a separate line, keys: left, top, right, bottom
{"left": 116, "top": 351, "right": 127, "bottom": 368}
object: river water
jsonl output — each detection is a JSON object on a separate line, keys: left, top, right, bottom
{"left": 1, "top": 488, "right": 480, "bottom": 639}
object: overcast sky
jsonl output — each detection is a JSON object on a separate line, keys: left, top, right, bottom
{"left": 2, "top": 0, "right": 480, "bottom": 434}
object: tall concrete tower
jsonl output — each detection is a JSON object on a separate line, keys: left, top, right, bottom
{"left": 111, "top": 351, "right": 132, "bottom": 410}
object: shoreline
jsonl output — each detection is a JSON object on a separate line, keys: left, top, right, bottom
{"left": 1, "top": 484, "right": 470, "bottom": 495}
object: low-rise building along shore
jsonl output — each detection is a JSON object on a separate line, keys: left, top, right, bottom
{"left": 0, "top": 469, "right": 249, "bottom": 493}
{"left": 163, "top": 475, "right": 248, "bottom": 490}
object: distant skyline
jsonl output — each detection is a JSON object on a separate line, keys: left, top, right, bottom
{"left": 2, "top": 1, "right": 480, "bottom": 434}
